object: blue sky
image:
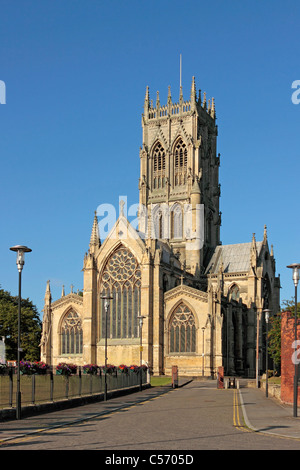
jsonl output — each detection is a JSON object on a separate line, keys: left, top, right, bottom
{"left": 1, "top": 0, "right": 300, "bottom": 315}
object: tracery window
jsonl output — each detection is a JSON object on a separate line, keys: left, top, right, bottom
{"left": 61, "top": 310, "right": 83, "bottom": 354}
{"left": 169, "top": 303, "right": 196, "bottom": 353}
{"left": 100, "top": 246, "right": 141, "bottom": 339}
{"left": 153, "top": 142, "right": 166, "bottom": 189}
{"left": 174, "top": 138, "right": 187, "bottom": 186}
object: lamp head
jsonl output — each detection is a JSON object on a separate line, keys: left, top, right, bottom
{"left": 10, "top": 245, "right": 32, "bottom": 272}
{"left": 263, "top": 309, "right": 271, "bottom": 323}
{"left": 287, "top": 263, "right": 300, "bottom": 287}
{"left": 137, "top": 315, "right": 146, "bottom": 326}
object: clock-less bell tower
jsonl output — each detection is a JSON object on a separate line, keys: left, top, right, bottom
{"left": 138, "top": 77, "right": 221, "bottom": 275}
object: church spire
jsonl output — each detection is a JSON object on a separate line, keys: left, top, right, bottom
{"left": 89, "top": 211, "right": 101, "bottom": 251}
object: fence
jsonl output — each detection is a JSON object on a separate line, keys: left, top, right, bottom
{"left": 0, "top": 367, "right": 148, "bottom": 410}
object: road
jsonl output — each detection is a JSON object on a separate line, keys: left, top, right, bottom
{"left": 1, "top": 380, "right": 300, "bottom": 454}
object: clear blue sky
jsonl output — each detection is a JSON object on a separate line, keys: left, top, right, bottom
{"left": 1, "top": 0, "right": 299, "bottom": 315}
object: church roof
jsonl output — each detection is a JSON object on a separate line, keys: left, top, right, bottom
{"left": 205, "top": 241, "right": 264, "bottom": 274}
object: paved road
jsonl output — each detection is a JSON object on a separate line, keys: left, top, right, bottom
{"left": 1, "top": 380, "right": 300, "bottom": 453}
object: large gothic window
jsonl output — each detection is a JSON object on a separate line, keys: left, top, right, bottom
{"left": 174, "top": 138, "right": 187, "bottom": 186}
{"left": 152, "top": 142, "right": 166, "bottom": 189}
{"left": 100, "top": 246, "right": 141, "bottom": 339}
{"left": 171, "top": 204, "right": 183, "bottom": 239}
{"left": 169, "top": 303, "right": 196, "bottom": 353}
{"left": 61, "top": 310, "right": 83, "bottom": 354}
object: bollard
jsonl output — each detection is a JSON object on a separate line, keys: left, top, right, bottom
{"left": 217, "top": 366, "right": 224, "bottom": 389}
{"left": 172, "top": 365, "right": 178, "bottom": 388}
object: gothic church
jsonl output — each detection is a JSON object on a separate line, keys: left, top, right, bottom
{"left": 40, "top": 77, "right": 280, "bottom": 377}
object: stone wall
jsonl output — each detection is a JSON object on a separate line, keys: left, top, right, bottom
{"left": 280, "top": 311, "right": 300, "bottom": 405}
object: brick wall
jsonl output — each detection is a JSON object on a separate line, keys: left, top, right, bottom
{"left": 281, "top": 311, "right": 300, "bottom": 404}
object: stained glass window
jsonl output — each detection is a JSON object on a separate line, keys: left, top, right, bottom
{"left": 100, "top": 246, "right": 141, "bottom": 339}
{"left": 169, "top": 303, "right": 196, "bottom": 353}
{"left": 61, "top": 310, "right": 83, "bottom": 354}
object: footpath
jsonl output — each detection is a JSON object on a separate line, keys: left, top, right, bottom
{"left": 1, "top": 378, "right": 300, "bottom": 444}
{"left": 239, "top": 384, "right": 300, "bottom": 440}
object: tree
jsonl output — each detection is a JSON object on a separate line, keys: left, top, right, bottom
{"left": 0, "top": 287, "right": 42, "bottom": 361}
{"left": 268, "top": 313, "right": 281, "bottom": 372}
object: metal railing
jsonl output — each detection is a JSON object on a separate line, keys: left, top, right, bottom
{"left": 0, "top": 367, "right": 148, "bottom": 409}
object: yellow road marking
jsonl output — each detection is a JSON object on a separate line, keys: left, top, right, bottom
{"left": 233, "top": 389, "right": 251, "bottom": 433}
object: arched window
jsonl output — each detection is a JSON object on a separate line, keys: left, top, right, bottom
{"left": 100, "top": 246, "right": 141, "bottom": 339}
{"left": 171, "top": 204, "right": 183, "bottom": 239}
{"left": 61, "top": 310, "right": 83, "bottom": 354}
{"left": 169, "top": 303, "right": 196, "bottom": 353}
{"left": 152, "top": 205, "right": 167, "bottom": 239}
{"left": 152, "top": 142, "right": 166, "bottom": 189}
{"left": 174, "top": 138, "right": 187, "bottom": 186}
{"left": 229, "top": 284, "right": 240, "bottom": 301}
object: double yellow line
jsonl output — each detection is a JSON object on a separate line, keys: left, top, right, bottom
{"left": 233, "top": 388, "right": 251, "bottom": 433}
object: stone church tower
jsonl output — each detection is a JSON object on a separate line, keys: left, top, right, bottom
{"left": 40, "top": 77, "right": 280, "bottom": 378}
{"left": 139, "top": 77, "right": 220, "bottom": 276}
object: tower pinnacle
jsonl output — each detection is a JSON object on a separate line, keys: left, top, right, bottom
{"left": 89, "top": 211, "right": 101, "bottom": 250}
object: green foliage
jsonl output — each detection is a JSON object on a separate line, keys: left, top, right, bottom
{"left": 268, "top": 314, "right": 281, "bottom": 368}
{"left": 0, "top": 288, "right": 42, "bottom": 361}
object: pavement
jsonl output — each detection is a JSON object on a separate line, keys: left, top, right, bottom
{"left": 1, "top": 378, "right": 300, "bottom": 445}
{"left": 238, "top": 382, "right": 300, "bottom": 440}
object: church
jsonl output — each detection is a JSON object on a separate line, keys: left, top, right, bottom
{"left": 40, "top": 76, "right": 280, "bottom": 378}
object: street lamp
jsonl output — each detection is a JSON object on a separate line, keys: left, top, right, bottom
{"left": 137, "top": 315, "right": 146, "bottom": 391}
{"left": 287, "top": 263, "right": 300, "bottom": 417}
{"left": 9, "top": 245, "right": 32, "bottom": 420}
{"left": 100, "top": 294, "right": 113, "bottom": 401}
{"left": 263, "top": 309, "right": 271, "bottom": 398}
{"left": 256, "top": 309, "right": 261, "bottom": 388}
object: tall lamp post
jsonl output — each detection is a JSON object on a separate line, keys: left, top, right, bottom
{"left": 263, "top": 309, "right": 271, "bottom": 398}
{"left": 100, "top": 294, "right": 113, "bottom": 401}
{"left": 137, "top": 315, "right": 145, "bottom": 391}
{"left": 201, "top": 327, "right": 205, "bottom": 377}
{"left": 9, "top": 245, "right": 32, "bottom": 420}
{"left": 256, "top": 309, "right": 261, "bottom": 388}
{"left": 287, "top": 263, "right": 300, "bottom": 418}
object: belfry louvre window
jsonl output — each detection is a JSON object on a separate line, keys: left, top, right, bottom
{"left": 61, "top": 310, "right": 83, "bottom": 354}
{"left": 100, "top": 246, "right": 141, "bottom": 339}
{"left": 169, "top": 303, "right": 196, "bottom": 353}
{"left": 174, "top": 138, "right": 187, "bottom": 186}
{"left": 153, "top": 142, "right": 166, "bottom": 189}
